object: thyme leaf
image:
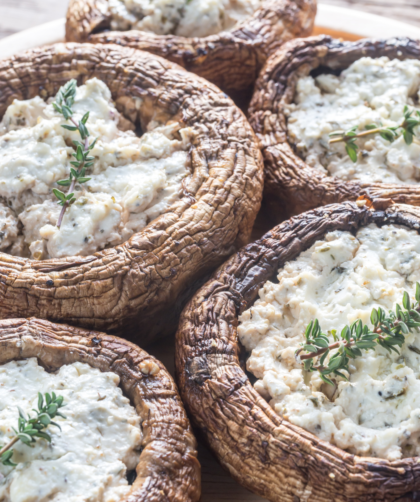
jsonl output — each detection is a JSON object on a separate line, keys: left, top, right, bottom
{"left": 296, "top": 282, "right": 420, "bottom": 385}
{"left": 0, "top": 392, "right": 66, "bottom": 467}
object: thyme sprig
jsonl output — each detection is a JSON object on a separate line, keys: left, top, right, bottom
{"left": 296, "top": 283, "right": 420, "bottom": 385}
{"left": 52, "top": 80, "right": 97, "bottom": 228}
{"left": 0, "top": 392, "right": 66, "bottom": 467}
{"left": 329, "top": 106, "right": 420, "bottom": 162}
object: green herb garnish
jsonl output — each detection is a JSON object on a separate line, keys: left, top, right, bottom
{"left": 296, "top": 283, "right": 420, "bottom": 385}
{"left": 0, "top": 392, "right": 66, "bottom": 467}
{"left": 52, "top": 79, "right": 97, "bottom": 228}
{"left": 329, "top": 106, "right": 420, "bottom": 163}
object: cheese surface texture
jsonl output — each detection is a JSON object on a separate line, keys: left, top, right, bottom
{"left": 108, "top": 0, "right": 260, "bottom": 37}
{"left": 287, "top": 57, "right": 420, "bottom": 184}
{"left": 0, "top": 78, "right": 192, "bottom": 259}
{"left": 0, "top": 358, "right": 142, "bottom": 502}
{"left": 239, "top": 224, "right": 420, "bottom": 460}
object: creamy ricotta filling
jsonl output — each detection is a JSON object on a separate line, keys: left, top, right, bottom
{"left": 0, "top": 78, "right": 192, "bottom": 259}
{"left": 286, "top": 57, "right": 420, "bottom": 185}
{"left": 108, "top": 0, "right": 261, "bottom": 37}
{"left": 239, "top": 224, "right": 420, "bottom": 461}
{"left": 0, "top": 358, "right": 142, "bottom": 502}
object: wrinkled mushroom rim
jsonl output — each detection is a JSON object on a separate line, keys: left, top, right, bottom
{"left": 176, "top": 202, "right": 420, "bottom": 502}
{"left": 253, "top": 35, "right": 420, "bottom": 183}
{"left": 0, "top": 317, "right": 200, "bottom": 501}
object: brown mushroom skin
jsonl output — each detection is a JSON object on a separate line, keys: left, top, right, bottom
{"left": 249, "top": 36, "right": 420, "bottom": 222}
{"left": 0, "top": 317, "right": 200, "bottom": 502}
{"left": 65, "top": 0, "right": 316, "bottom": 94}
{"left": 0, "top": 43, "right": 263, "bottom": 344}
{"left": 176, "top": 200, "right": 420, "bottom": 502}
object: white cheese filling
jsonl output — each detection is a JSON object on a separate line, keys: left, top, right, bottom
{"left": 239, "top": 224, "right": 420, "bottom": 461}
{"left": 0, "top": 78, "right": 192, "bottom": 259}
{"left": 0, "top": 358, "right": 142, "bottom": 502}
{"left": 108, "top": 0, "right": 261, "bottom": 37}
{"left": 286, "top": 57, "right": 420, "bottom": 185}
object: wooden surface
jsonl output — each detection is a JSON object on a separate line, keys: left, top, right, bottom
{"left": 1, "top": 1, "right": 420, "bottom": 501}
{"left": 0, "top": 0, "right": 420, "bottom": 39}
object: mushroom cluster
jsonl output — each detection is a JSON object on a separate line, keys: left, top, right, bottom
{"left": 6, "top": 2, "right": 420, "bottom": 501}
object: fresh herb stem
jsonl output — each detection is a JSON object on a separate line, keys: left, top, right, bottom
{"left": 0, "top": 437, "right": 19, "bottom": 458}
{"left": 0, "top": 392, "right": 66, "bottom": 467}
{"left": 329, "top": 127, "right": 384, "bottom": 144}
{"left": 52, "top": 80, "right": 97, "bottom": 228}
{"left": 329, "top": 106, "right": 420, "bottom": 163}
{"left": 296, "top": 283, "right": 420, "bottom": 385}
{"left": 56, "top": 131, "right": 89, "bottom": 229}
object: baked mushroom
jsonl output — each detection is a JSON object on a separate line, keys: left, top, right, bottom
{"left": 249, "top": 36, "right": 420, "bottom": 220}
{"left": 0, "top": 316, "right": 200, "bottom": 501}
{"left": 176, "top": 200, "right": 420, "bottom": 502}
{"left": 0, "top": 43, "right": 263, "bottom": 343}
{"left": 65, "top": 0, "right": 316, "bottom": 94}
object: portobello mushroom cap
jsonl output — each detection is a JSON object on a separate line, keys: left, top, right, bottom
{"left": 0, "top": 43, "right": 263, "bottom": 343}
{"left": 0, "top": 316, "right": 200, "bottom": 502}
{"left": 65, "top": 0, "right": 316, "bottom": 94}
{"left": 249, "top": 36, "right": 420, "bottom": 221}
{"left": 175, "top": 200, "right": 420, "bottom": 502}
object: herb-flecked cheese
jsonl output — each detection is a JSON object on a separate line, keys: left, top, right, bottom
{"left": 0, "top": 78, "right": 193, "bottom": 259}
{"left": 0, "top": 358, "right": 142, "bottom": 502}
{"left": 239, "top": 224, "right": 420, "bottom": 460}
{"left": 108, "top": 0, "right": 261, "bottom": 37}
{"left": 287, "top": 57, "right": 420, "bottom": 184}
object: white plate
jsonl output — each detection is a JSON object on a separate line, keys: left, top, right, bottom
{"left": 0, "top": 4, "right": 420, "bottom": 61}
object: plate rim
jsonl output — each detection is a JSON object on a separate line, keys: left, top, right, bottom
{"left": 0, "top": 4, "right": 420, "bottom": 61}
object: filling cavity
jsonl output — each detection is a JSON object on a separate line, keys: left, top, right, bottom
{"left": 0, "top": 358, "right": 142, "bottom": 502}
{"left": 287, "top": 57, "right": 420, "bottom": 184}
{"left": 0, "top": 78, "right": 193, "bottom": 259}
{"left": 108, "top": 0, "right": 261, "bottom": 37}
{"left": 239, "top": 224, "right": 420, "bottom": 460}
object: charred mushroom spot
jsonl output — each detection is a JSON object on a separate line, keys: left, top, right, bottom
{"left": 187, "top": 356, "right": 211, "bottom": 385}
{"left": 126, "top": 470, "right": 137, "bottom": 485}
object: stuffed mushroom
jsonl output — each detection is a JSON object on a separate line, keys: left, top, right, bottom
{"left": 0, "top": 317, "right": 200, "bottom": 502}
{"left": 176, "top": 199, "right": 420, "bottom": 502}
{"left": 0, "top": 43, "right": 263, "bottom": 343}
{"left": 65, "top": 0, "right": 316, "bottom": 94}
{"left": 249, "top": 36, "right": 420, "bottom": 220}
